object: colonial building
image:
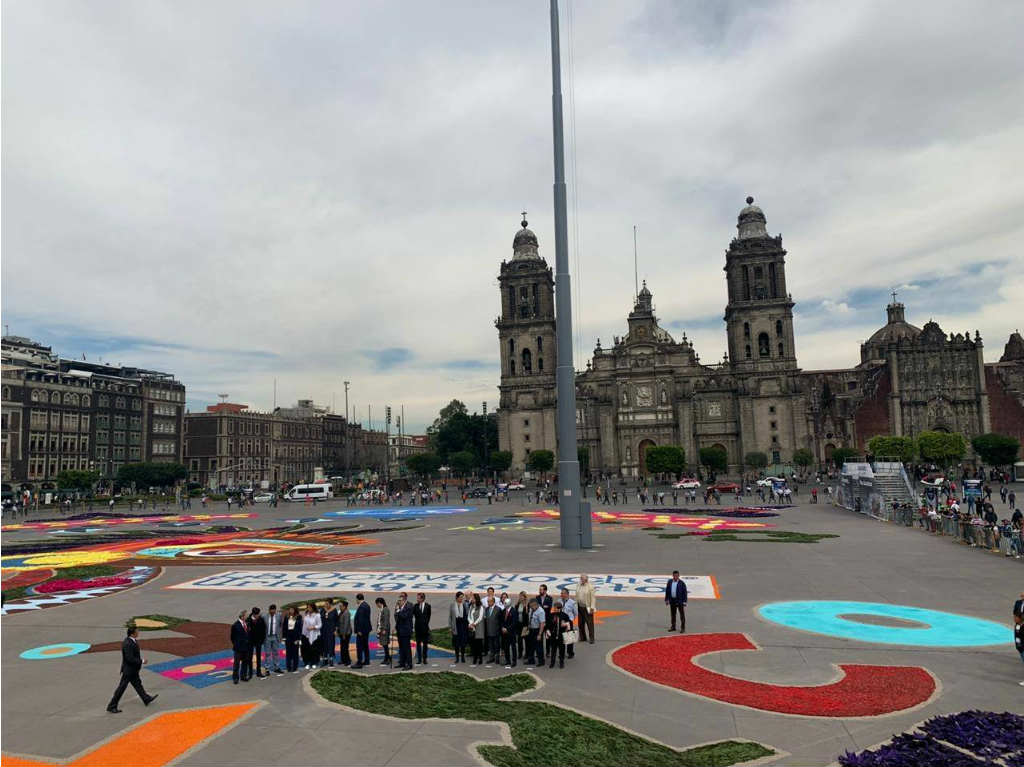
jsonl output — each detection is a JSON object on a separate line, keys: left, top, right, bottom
{"left": 495, "top": 199, "right": 1024, "bottom": 477}
{"left": 1, "top": 335, "right": 185, "bottom": 486}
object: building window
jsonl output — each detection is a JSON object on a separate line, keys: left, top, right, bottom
{"left": 741, "top": 265, "right": 750, "bottom": 301}
{"left": 770, "top": 421, "right": 777, "bottom": 429}
{"left": 847, "top": 381, "right": 857, "bottom": 391}
{"left": 524, "top": 434, "right": 530, "bottom": 442}
{"left": 537, "top": 336, "right": 543, "bottom": 352}
{"left": 769, "top": 262, "right": 778, "bottom": 298}
{"left": 769, "top": 405, "right": 776, "bottom": 414}
{"left": 538, "top": 357, "right": 544, "bottom": 372}
{"left": 50, "top": 392, "right": 60, "bottom": 403}
{"left": 114, "top": 415, "right": 126, "bottom": 429}
{"left": 115, "top": 397, "right": 126, "bottom": 409}
{"left": 98, "top": 394, "right": 109, "bottom": 407}
{"left": 745, "top": 345, "right": 751, "bottom": 359}
{"left": 132, "top": 399, "right": 142, "bottom": 410}
{"left": 771, "top": 435, "right": 778, "bottom": 444}
{"left": 778, "top": 342, "right": 784, "bottom": 357}
{"left": 521, "top": 348, "right": 532, "bottom": 374}
{"left": 758, "top": 332, "right": 770, "bottom": 357}
{"left": 523, "top": 418, "right": 530, "bottom": 427}
{"left": 532, "top": 283, "right": 539, "bottom": 315}
{"left": 82, "top": 394, "right": 90, "bottom": 406}
{"left": 743, "top": 322, "right": 750, "bottom": 338}
{"left": 775, "top": 319, "right": 783, "bottom": 336}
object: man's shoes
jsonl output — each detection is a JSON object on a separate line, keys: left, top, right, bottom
{"left": 559, "top": 660, "right": 564, "bottom": 668}
{"left": 589, "top": 639, "right": 595, "bottom": 644}
{"left": 351, "top": 664, "right": 363, "bottom": 669}
{"left": 107, "top": 707, "right": 122, "bottom": 713}
{"left": 274, "top": 669, "right": 284, "bottom": 674}
{"left": 233, "top": 679, "right": 239, "bottom": 684}
{"left": 144, "top": 694, "right": 158, "bottom": 706}
{"left": 668, "top": 626, "right": 676, "bottom": 631}
{"left": 549, "top": 660, "right": 555, "bottom": 668}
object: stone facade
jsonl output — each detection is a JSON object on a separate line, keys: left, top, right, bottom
{"left": 495, "top": 200, "right": 1024, "bottom": 477}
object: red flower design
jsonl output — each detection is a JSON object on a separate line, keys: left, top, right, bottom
{"left": 36, "top": 575, "right": 132, "bottom": 593}
{"left": 611, "top": 633, "right": 935, "bottom": 717}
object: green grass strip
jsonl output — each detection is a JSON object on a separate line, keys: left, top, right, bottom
{"left": 55, "top": 564, "right": 124, "bottom": 579}
{"left": 129, "top": 614, "right": 191, "bottom": 631}
{"left": 311, "top": 670, "right": 772, "bottom": 767}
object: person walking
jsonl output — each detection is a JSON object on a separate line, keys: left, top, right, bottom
{"left": 106, "top": 626, "right": 157, "bottom": 713}
{"left": 449, "top": 591, "right": 469, "bottom": 664}
{"left": 413, "top": 592, "right": 432, "bottom": 665}
{"left": 665, "top": 570, "right": 688, "bottom": 632}
{"left": 247, "top": 607, "right": 267, "bottom": 678}
{"left": 301, "top": 604, "right": 321, "bottom": 669}
{"left": 467, "top": 594, "right": 485, "bottom": 665}
{"left": 283, "top": 606, "right": 302, "bottom": 672}
{"left": 352, "top": 594, "right": 372, "bottom": 669}
{"left": 337, "top": 598, "right": 352, "bottom": 667}
{"left": 575, "top": 575, "right": 597, "bottom": 644}
{"left": 394, "top": 592, "right": 414, "bottom": 670}
{"left": 375, "top": 598, "right": 392, "bottom": 666}
{"left": 231, "top": 611, "right": 252, "bottom": 683}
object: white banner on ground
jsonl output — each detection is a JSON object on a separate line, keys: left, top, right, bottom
{"left": 167, "top": 570, "right": 719, "bottom": 599}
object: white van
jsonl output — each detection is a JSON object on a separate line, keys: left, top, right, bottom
{"left": 284, "top": 483, "right": 333, "bottom": 502}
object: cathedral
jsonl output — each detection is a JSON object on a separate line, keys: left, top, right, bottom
{"left": 495, "top": 199, "right": 1024, "bottom": 477}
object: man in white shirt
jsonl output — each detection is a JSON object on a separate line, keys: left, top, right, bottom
{"left": 574, "top": 574, "right": 597, "bottom": 644}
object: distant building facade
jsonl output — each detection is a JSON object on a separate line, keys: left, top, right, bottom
{"left": 1, "top": 335, "right": 185, "bottom": 487}
{"left": 495, "top": 200, "right": 1024, "bottom": 477}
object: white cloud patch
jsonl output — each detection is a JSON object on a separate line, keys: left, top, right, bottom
{"left": 3, "top": 0, "right": 1023, "bottom": 431}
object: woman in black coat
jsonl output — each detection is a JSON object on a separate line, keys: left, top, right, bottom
{"left": 283, "top": 606, "right": 303, "bottom": 672}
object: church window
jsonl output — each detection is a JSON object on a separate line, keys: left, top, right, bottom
{"left": 753, "top": 266, "right": 765, "bottom": 300}
{"left": 538, "top": 357, "right": 544, "bottom": 372}
{"left": 743, "top": 322, "right": 750, "bottom": 338}
{"left": 523, "top": 419, "right": 530, "bottom": 427}
{"left": 532, "top": 284, "right": 539, "bottom": 316}
{"left": 508, "top": 287, "right": 515, "bottom": 316}
{"left": 758, "top": 333, "right": 770, "bottom": 357}
{"left": 778, "top": 342, "right": 784, "bottom": 357}
{"left": 537, "top": 336, "right": 543, "bottom": 352}
{"left": 770, "top": 421, "right": 777, "bottom": 429}
{"left": 769, "top": 263, "right": 778, "bottom": 298}
{"left": 509, "top": 338, "right": 515, "bottom": 355}
{"left": 524, "top": 433, "right": 530, "bottom": 442}
{"left": 775, "top": 320, "right": 783, "bottom": 336}
{"left": 742, "top": 266, "right": 750, "bottom": 301}
{"left": 522, "top": 349, "right": 532, "bottom": 374}
{"left": 745, "top": 345, "right": 751, "bottom": 359}
{"left": 510, "top": 360, "right": 516, "bottom": 375}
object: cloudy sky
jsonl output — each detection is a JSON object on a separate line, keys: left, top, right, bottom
{"left": 3, "top": 0, "right": 1022, "bottom": 432}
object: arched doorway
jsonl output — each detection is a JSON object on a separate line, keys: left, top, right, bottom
{"left": 638, "top": 439, "right": 656, "bottom": 476}
{"left": 824, "top": 443, "right": 836, "bottom": 461}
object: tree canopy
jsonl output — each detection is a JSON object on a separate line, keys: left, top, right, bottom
{"left": 56, "top": 469, "right": 100, "bottom": 491}
{"left": 489, "top": 450, "right": 513, "bottom": 473}
{"left": 577, "top": 446, "right": 590, "bottom": 477}
{"left": 526, "top": 449, "right": 555, "bottom": 475}
{"left": 830, "top": 447, "right": 859, "bottom": 467}
{"left": 116, "top": 462, "right": 188, "bottom": 489}
{"left": 406, "top": 452, "right": 441, "bottom": 477}
{"left": 448, "top": 450, "right": 476, "bottom": 476}
{"left": 744, "top": 451, "right": 768, "bottom": 470}
{"left": 866, "top": 435, "right": 916, "bottom": 463}
{"left": 645, "top": 445, "right": 685, "bottom": 476}
{"left": 699, "top": 446, "right": 728, "bottom": 473}
{"left": 970, "top": 433, "right": 1020, "bottom": 467}
{"left": 916, "top": 431, "right": 967, "bottom": 467}
{"left": 427, "top": 399, "right": 497, "bottom": 468}
{"left": 791, "top": 448, "right": 814, "bottom": 467}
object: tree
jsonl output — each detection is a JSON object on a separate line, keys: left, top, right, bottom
{"left": 577, "top": 446, "right": 590, "bottom": 478}
{"left": 526, "top": 449, "right": 555, "bottom": 477}
{"left": 645, "top": 445, "right": 685, "bottom": 477}
{"left": 971, "top": 433, "right": 1020, "bottom": 468}
{"left": 916, "top": 431, "right": 967, "bottom": 467}
{"left": 55, "top": 469, "right": 100, "bottom": 492}
{"left": 427, "top": 400, "right": 497, "bottom": 467}
{"left": 792, "top": 448, "right": 814, "bottom": 468}
{"left": 866, "top": 435, "right": 916, "bottom": 463}
{"left": 699, "top": 446, "right": 728, "bottom": 474}
{"left": 489, "top": 450, "right": 512, "bottom": 473}
{"left": 406, "top": 452, "right": 441, "bottom": 477}
{"left": 448, "top": 450, "right": 476, "bottom": 476}
{"left": 116, "top": 462, "right": 187, "bottom": 490}
{"left": 744, "top": 452, "right": 768, "bottom": 472}
{"left": 830, "top": 447, "right": 859, "bottom": 467}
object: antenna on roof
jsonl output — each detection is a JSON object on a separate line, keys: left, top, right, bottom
{"left": 218, "top": 393, "right": 229, "bottom": 405}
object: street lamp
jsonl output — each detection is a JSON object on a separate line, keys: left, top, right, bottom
{"left": 343, "top": 381, "right": 350, "bottom": 481}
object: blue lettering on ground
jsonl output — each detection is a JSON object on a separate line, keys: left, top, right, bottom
{"left": 758, "top": 600, "right": 1011, "bottom": 647}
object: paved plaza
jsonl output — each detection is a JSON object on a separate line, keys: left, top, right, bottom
{"left": 1, "top": 490, "right": 1021, "bottom": 766}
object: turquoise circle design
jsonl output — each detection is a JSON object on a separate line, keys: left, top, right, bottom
{"left": 20, "top": 642, "right": 91, "bottom": 660}
{"left": 758, "top": 601, "right": 1010, "bottom": 647}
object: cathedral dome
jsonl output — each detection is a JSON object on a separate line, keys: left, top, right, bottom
{"left": 512, "top": 217, "right": 540, "bottom": 260}
{"left": 737, "top": 196, "right": 768, "bottom": 239}
{"left": 860, "top": 301, "right": 921, "bottom": 363}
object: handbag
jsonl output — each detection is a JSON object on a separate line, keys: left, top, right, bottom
{"left": 563, "top": 629, "right": 578, "bottom": 645}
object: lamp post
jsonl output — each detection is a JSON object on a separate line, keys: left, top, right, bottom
{"left": 548, "top": 0, "right": 590, "bottom": 549}
{"left": 343, "top": 381, "right": 350, "bottom": 482}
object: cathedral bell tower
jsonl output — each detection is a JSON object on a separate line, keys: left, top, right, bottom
{"left": 723, "top": 197, "right": 797, "bottom": 371}
{"left": 496, "top": 215, "right": 558, "bottom": 473}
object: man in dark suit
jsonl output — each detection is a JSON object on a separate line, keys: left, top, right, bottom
{"left": 321, "top": 602, "right": 339, "bottom": 667}
{"left": 413, "top": 592, "right": 432, "bottom": 665}
{"left": 1013, "top": 592, "right": 1024, "bottom": 621}
{"left": 665, "top": 571, "right": 688, "bottom": 632}
{"left": 231, "top": 610, "right": 252, "bottom": 683}
{"left": 484, "top": 596, "right": 502, "bottom": 663}
{"left": 537, "top": 585, "right": 553, "bottom": 615}
{"left": 394, "top": 592, "right": 414, "bottom": 670}
{"left": 352, "top": 593, "right": 372, "bottom": 669}
{"left": 500, "top": 599, "right": 519, "bottom": 668}
{"left": 107, "top": 625, "right": 157, "bottom": 713}
{"left": 247, "top": 607, "right": 267, "bottom": 678}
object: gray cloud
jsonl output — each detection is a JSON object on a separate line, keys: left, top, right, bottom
{"left": 3, "top": 0, "right": 1022, "bottom": 431}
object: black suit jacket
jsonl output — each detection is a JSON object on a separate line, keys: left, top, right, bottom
{"left": 1014, "top": 599, "right": 1024, "bottom": 619}
{"left": 537, "top": 594, "right": 553, "bottom": 614}
{"left": 413, "top": 602, "right": 431, "bottom": 633}
{"left": 501, "top": 606, "right": 519, "bottom": 634}
{"left": 248, "top": 614, "right": 267, "bottom": 646}
{"left": 395, "top": 602, "right": 414, "bottom": 638}
{"left": 230, "top": 619, "right": 251, "bottom": 653}
{"left": 354, "top": 601, "right": 372, "bottom": 634}
{"left": 121, "top": 637, "right": 142, "bottom": 675}
{"left": 665, "top": 578, "right": 688, "bottom": 604}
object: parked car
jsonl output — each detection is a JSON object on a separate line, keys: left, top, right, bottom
{"left": 467, "top": 487, "right": 490, "bottom": 498}
{"left": 710, "top": 481, "right": 740, "bottom": 493}
{"left": 756, "top": 477, "right": 785, "bottom": 487}
{"left": 252, "top": 493, "right": 275, "bottom": 503}
{"left": 672, "top": 478, "right": 701, "bottom": 489}
{"left": 506, "top": 482, "right": 525, "bottom": 491}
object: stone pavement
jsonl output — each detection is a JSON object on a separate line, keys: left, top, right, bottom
{"left": 2, "top": 491, "right": 1021, "bottom": 766}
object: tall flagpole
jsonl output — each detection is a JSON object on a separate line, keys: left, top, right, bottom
{"left": 550, "top": 0, "right": 589, "bottom": 549}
